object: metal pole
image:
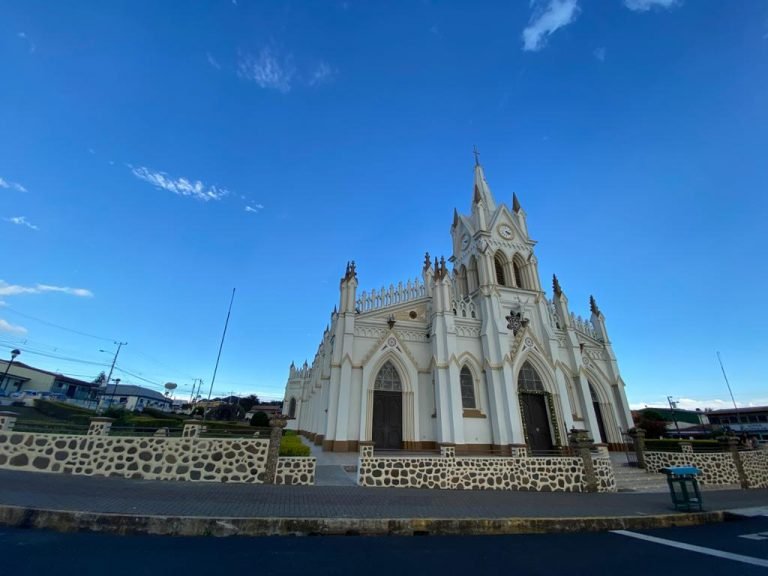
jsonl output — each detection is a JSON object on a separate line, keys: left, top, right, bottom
{"left": 667, "top": 396, "right": 681, "bottom": 437}
{"left": 105, "top": 342, "right": 127, "bottom": 409}
{"left": 1, "top": 349, "right": 21, "bottom": 394}
{"left": 204, "top": 288, "right": 236, "bottom": 421}
{"left": 717, "top": 351, "right": 742, "bottom": 431}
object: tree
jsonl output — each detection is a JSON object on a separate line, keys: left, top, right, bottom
{"left": 239, "top": 394, "right": 260, "bottom": 413}
{"left": 92, "top": 371, "right": 107, "bottom": 386}
{"left": 250, "top": 411, "right": 270, "bottom": 427}
{"left": 207, "top": 403, "right": 244, "bottom": 421}
{"left": 634, "top": 409, "right": 668, "bottom": 439}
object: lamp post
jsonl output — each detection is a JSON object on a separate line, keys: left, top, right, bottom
{"left": 1, "top": 349, "right": 21, "bottom": 395}
{"left": 667, "top": 396, "right": 682, "bottom": 437}
{"left": 101, "top": 342, "right": 126, "bottom": 410}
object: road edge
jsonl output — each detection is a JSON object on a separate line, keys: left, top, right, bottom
{"left": 0, "top": 505, "right": 726, "bottom": 537}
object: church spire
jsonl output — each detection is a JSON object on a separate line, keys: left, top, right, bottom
{"left": 513, "top": 193, "right": 521, "bottom": 213}
{"left": 471, "top": 148, "right": 497, "bottom": 213}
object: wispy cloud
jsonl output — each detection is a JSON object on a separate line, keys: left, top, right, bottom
{"left": 624, "top": 0, "right": 681, "bottom": 12}
{"left": 245, "top": 204, "right": 264, "bottom": 213}
{"left": 0, "top": 177, "right": 27, "bottom": 193}
{"left": 237, "top": 47, "right": 295, "bottom": 93}
{"left": 309, "top": 61, "right": 335, "bottom": 86}
{"left": 16, "top": 31, "right": 36, "bottom": 54}
{"left": 593, "top": 47, "right": 606, "bottom": 62}
{"left": 4, "top": 216, "right": 38, "bottom": 230}
{"left": 0, "top": 318, "right": 27, "bottom": 335}
{"left": 0, "top": 280, "right": 93, "bottom": 298}
{"left": 130, "top": 166, "right": 229, "bottom": 202}
{"left": 206, "top": 52, "right": 221, "bottom": 70}
{"left": 522, "top": 0, "right": 580, "bottom": 52}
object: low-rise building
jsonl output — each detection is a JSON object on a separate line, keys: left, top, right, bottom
{"left": 97, "top": 384, "right": 172, "bottom": 412}
{"left": 706, "top": 406, "right": 768, "bottom": 443}
{"left": 0, "top": 360, "right": 98, "bottom": 405}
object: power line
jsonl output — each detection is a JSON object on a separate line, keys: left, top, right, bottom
{"left": 2, "top": 304, "right": 115, "bottom": 342}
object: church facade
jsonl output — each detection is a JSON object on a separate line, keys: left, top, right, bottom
{"left": 283, "top": 160, "right": 634, "bottom": 453}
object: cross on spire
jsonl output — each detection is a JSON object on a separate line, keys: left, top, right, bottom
{"left": 473, "top": 145, "right": 480, "bottom": 166}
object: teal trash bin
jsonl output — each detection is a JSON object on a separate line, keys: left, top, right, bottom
{"left": 661, "top": 466, "right": 702, "bottom": 512}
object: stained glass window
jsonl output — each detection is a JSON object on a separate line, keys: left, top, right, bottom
{"left": 374, "top": 361, "right": 402, "bottom": 391}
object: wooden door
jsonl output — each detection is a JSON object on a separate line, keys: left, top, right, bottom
{"left": 521, "top": 393, "right": 554, "bottom": 453}
{"left": 372, "top": 391, "right": 402, "bottom": 449}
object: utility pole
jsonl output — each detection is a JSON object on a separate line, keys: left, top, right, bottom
{"left": 667, "top": 396, "right": 682, "bottom": 437}
{"left": 105, "top": 342, "right": 127, "bottom": 410}
{"left": 204, "top": 288, "right": 236, "bottom": 422}
{"left": 717, "top": 351, "right": 742, "bottom": 432}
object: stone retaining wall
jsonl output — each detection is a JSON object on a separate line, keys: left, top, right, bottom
{"left": 357, "top": 445, "right": 615, "bottom": 492}
{"left": 0, "top": 431, "right": 314, "bottom": 485}
{"left": 275, "top": 457, "right": 317, "bottom": 485}
{"left": 644, "top": 451, "right": 739, "bottom": 485}
{"left": 741, "top": 451, "right": 768, "bottom": 489}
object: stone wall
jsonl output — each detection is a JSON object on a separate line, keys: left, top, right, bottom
{"left": 357, "top": 445, "right": 616, "bottom": 492}
{"left": 0, "top": 431, "right": 278, "bottom": 483}
{"left": 275, "top": 457, "right": 316, "bottom": 486}
{"left": 741, "top": 450, "right": 768, "bottom": 489}
{"left": 644, "top": 451, "right": 739, "bottom": 485}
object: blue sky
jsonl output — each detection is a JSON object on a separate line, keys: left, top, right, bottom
{"left": 1, "top": 0, "right": 767, "bottom": 409}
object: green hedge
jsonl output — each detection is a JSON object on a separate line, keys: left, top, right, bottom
{"left": 645, "top": 439, "right": 721, "bottom": 451}
{"left": 34, "top": 400, "right": 95, "bottom": 425}
{"left": 279, "top": 434, "right": 310, "bottom": 457}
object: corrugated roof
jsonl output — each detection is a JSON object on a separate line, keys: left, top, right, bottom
{"left": 98, "top": 384, "right": 169, "bottom": 401}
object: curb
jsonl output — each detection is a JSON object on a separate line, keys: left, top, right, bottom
{"left": 0, "top": 505, "right": 726, "bottom": 537}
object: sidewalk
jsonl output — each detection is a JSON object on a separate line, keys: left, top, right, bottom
{"left": 0, "top": 469, "right": 766, "bottom": 536}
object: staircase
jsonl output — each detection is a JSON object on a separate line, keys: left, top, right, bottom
{"left": 610, "top": 453, "right": 669, "bottom": 493}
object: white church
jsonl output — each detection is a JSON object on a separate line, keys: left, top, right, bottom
{"left": 283, "top": 158, "right": 634, "bottom": 454}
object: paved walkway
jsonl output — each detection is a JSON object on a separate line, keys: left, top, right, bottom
{"left": 0, "top": 468, "right": 765, "bottom": 520}
{"left": 300, "top": 436, "right": 358, "bottom": 486}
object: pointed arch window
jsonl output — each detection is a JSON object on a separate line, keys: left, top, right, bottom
{"left": 518, "top": 361, "right": 545, "bottom": 392}
{"left": 459, "top": 265, "right": 469, "bottom": 297}
{"left": 374, "top": 361, "right": 402, "bottom": 392}
{"left": 288, "top": 397, "right": 297, "bottom": 418}
{"left": 513, "top": 260, "right": 524, "bottom": 289}
{"left": 460, "top": 366, "right": 476, "bottom": 409}
{"left": 494, "top": 253, "right": 506, "bottom": 286}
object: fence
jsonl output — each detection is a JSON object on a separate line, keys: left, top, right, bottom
{"left": 357, "top": 433, "right": 616, "bottom": 493}
{"left": 0, "top": 412, "right": 314, "bottom": 485}
{"left": 630, "top": 429, "right": 768, "bottom": 489}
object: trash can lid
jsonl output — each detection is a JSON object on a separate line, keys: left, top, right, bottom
{"left": 661, "top": 466, "right": 700, "bottom": 476}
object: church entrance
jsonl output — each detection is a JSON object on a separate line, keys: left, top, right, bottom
{"left": 520, "top": 393, "right": 554, "bottom": 453}
{"left": 371, "top": 360, "right": 404, "bottom": 450}
{"left": 517, "top": 360, "right": 556, "bottom": 454}
{"left": 372, "top": 391, "right": 402, "bottom": 449}
{"left": 590, "top": 384, "right": 608, "bottom": 444}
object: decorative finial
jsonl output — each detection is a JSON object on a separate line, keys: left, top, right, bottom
{"left": 434, "top": 256, "right": 439, "bottom": 272}
{"left": 333, "top": 305, "right": 337, "bottom": 314}
{"left": 590, "top": 295, "right": 600, "bottom": 316}
{"left": 513, "top": 193, "right": 521, "bottom": 213}
{"left": 350, "top": 260, "right": 356, "bottom": 277}
{"left": 553, "top": 274, "right": 562, "bottom": 296}
{"left": 452, "top": 208, "right": 459, "bottom": 228}
{"left": 424, "top": 252, "right": 431, "bottom": 270}
{"left": 473, "top": 145, "right": 480, "bottom": 167}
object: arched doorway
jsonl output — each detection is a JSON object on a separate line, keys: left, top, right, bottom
{"left": 589, "top": 383, "right": 608, "bottom": 444}
{"left": 372, "top": 361, "right": 403, "bottom": 449}
{"left": 518, "top": 361, "right": 555, "bottom": 453}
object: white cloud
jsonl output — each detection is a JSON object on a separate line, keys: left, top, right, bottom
{"left": 0, "top": 318, "right": 27, "bottom": 335}
{"left": 130, "top": 166, "right": 229, "bottom": 202}
{"left": 593, "top": 47, "right": 606, "bottom": 61}
{"left": 237, "top": 48, "right": 295, "bottom": 93}
{"left": 206, "top": 52, "right": 221, "bottom": 70}
{"left": 244, "top": 204, "right": 264, "bottom": 213}
{"left": 0, "top": 280, "right": 93, "bottom": 298}
{"left": 522, "top": 0, "right": 580, "bottom": 52}
{"left": 16, "top": 31, "right": 36, "bottom": 53}
{"left": 309, "top": 62, "right": 335, "bottom": 86}
{"left": 0, "top": 177, "right": 27, "bottom": 192}
{"left": 624, "top": 0, "right": 681, "bottom": 12}
{"left": 4, "top": 216, "right": 38, "bottom": 230}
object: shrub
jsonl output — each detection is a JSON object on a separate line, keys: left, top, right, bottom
{"left": 279, "top": 435, "right": 310, "bottom": 457}
{"left": 35, "top": 400, "right": 94, "bottom": 425}
{"left": 250, "top": 411, "right": 270, "bottom": 427}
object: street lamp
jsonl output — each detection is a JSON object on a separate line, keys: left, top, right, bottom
{"left": 1, "top": 349, "right": 21, "bottom": 395}
{"left": 667, "top": 396, "right": 682, "bottom": 437}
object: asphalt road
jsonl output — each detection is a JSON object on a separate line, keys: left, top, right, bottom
{"left": 2, "top": 517, "right": 767, "bottom": 576}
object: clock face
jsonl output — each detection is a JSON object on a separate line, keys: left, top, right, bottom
{"left": 499, "top": 225, "right": 514, "bottom": 240}
{"left": 461, "top": 234, "right": 470, "bottom": 249}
